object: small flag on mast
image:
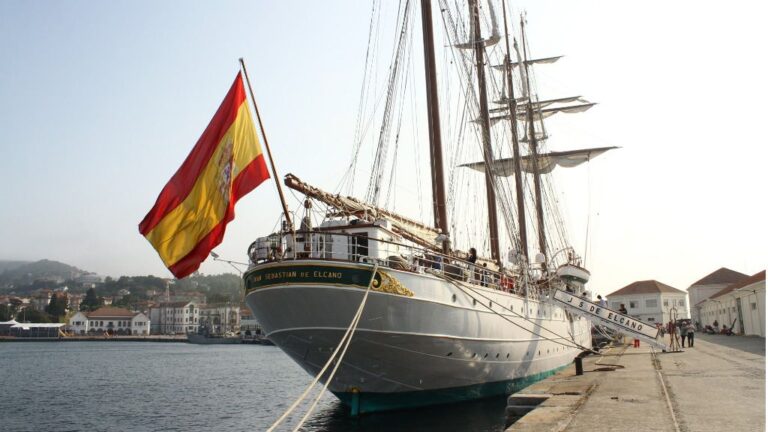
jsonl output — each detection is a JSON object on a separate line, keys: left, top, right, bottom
{"left": 139, "top": 73, "right": 270, "bottom": 278}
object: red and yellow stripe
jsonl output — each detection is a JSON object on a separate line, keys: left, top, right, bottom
{"left": 139, "top": 73, "right": 269, "bottom": 278}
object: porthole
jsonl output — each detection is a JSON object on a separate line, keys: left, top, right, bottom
{"left": 484, "top": 353, "right": 488, "bottom": 358}
{"left": 446, "top": 352, "right": 453, "bottom": 357}
{"left": 452, "top": 294, "right": 457, "bottom": 302}
{"left": 473, "top": 299, "right": 477, "bottom": 306}
{"left": 489, "top": 300, "right": 493, "bottom": 308}
{"left": 496, "top": 353, "right": 500, "bottom": 358}
{"left": 506, "top": 353, "right": 510, "bottom": 359}
{"left": 538, "top": 350, "right": 540, "bottom": 356}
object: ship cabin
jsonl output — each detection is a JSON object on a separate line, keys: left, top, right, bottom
{"left": 248, "top": 217, "right": 535, "bottom": 297}
{"left": 250, "top": 218, "right": 408, "bottom": 268}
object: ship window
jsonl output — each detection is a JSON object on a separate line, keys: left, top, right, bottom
{"left": 452, "top": 294, "right": 456, "bottom": 303}
{"left": 349, "top": 234, "right": 369, "bottom": 261}
{"left": 538, "top": 350, "right": 540, "bottom": 356}
{"left": 496, "top": 353, "right": 499, "bottom": 358}
{"left": 484, "top": 353, "right": 488, "bottom": 358}
{"left": 489, "top": 300, "right": 493, "bottom": 308}
{"left": 507, "top": 353, "right": 510, "bottom": 358}
{"left": 473, "top": 299, "right": 477, "bottom": 306}
{"left": 446, "top": 352, "right": 452, "bottom": 357}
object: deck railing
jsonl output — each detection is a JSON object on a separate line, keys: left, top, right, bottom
{"left": 248, "top": 230, "right": 547, "bottom": 297}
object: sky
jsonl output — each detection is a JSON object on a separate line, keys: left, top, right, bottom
{"left": 0, "top": 0, "right": 765, "bottom": 297}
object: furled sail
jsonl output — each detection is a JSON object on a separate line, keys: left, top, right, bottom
{"left": 284, "top": 174, "right": 443, "bottom": 250}
{"left": 489, "top": 96, "right": 585, "bottom": 113}
{"left": 460, "top": 146, "right": 618, "bottom": 176}
{"left": 490, "top": 102, "right": 596, "bottom": 122}
{"left": 491, "top": 55, "right": 562, "bottom": 70}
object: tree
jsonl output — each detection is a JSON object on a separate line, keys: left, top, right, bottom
{"left": 0, "top": 304, "right": 16, "bottom": 321}
{"left": 46, "top": 293, "right": 67, "bottom": 321}
{"left": 206, "top": 293, "right": 231, "bottom": 305}
{"left": 80, "top": 287, "right": 103, "bottom": 312}
{"left": 17, "top": 308, "right": 51, "bottom": 323}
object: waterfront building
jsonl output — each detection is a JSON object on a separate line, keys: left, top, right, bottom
{"left": 29, "top": 289, "right": 52, "bottom": 311}
{"left": 148, "top": 301, "right": 199, "bottom": 335}
{"left": 67, "top": 306, "right": 150, "bottom": 335}
{"left": 687, "top": 267, "right": 748, "bottom": 325}
{"left": 0, "top": 320, "right": 65, "bottom": 337}
{"left": 198, "top": 304, "right": 240, "bottom": 334}
{"left": 698, "top": 270, "right": 765, "bottom": 336}
{"left": 607, "top": 280, "right": 690, "bottom": 323}
{"left": 67, "top": 293, "right": 84, "bottom": 311}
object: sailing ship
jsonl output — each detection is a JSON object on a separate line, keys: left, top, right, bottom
{"left": 243, "top": 0, "right": 613, "bottom": 414}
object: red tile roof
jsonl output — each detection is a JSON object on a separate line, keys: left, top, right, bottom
{"left": 688, "top": 267, "right": 748, "bottom": 288}
{"left": 607, "top": 280, "right": 686, "bottom": 297}
{"left": 711, "top": 270, "right": 766, "bottom": 300}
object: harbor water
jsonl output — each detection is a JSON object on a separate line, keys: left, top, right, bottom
{"left": 0, "top": 342, "right": 508, "bottom": 431}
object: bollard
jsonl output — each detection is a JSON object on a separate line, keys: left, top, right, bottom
{"left": 574, "top": 357, "right": 583, "bottom": 376}
{"left": 350, "top": 387, "right": 360, "bottom": 417}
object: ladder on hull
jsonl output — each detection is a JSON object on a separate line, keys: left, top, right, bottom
{"left": 551, "top": 289, "right": 668, "bottom": 351}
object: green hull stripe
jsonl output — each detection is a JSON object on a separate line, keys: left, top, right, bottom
{"left": 333, "top": 364, "right": 569, "bottom": 414}
{"left": 244, "top": 264, "right": 374, "bottom": 294}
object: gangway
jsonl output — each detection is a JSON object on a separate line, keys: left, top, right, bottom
{"left": 551, "top": 289, "right": 668, "bottom": 351}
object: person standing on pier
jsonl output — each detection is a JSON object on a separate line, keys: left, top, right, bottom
{"left": 667, "top": 320, "right": 678, "bottom": 347}
{"left": 685, "top": 321, "right": 695, "bottom": 347}
{"left": 680, "top": 322, "right": 689, "bottom": 347}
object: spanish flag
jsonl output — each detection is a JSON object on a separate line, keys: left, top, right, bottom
{"left": 139, "top": 73, "right": 270, "bottom": 278}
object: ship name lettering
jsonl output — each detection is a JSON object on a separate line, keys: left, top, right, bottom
{"left": 264, "top": 271, "right": 297, "bottom": 280}
{"left": 313, "top": 271, "right": 342, "bottom": 279}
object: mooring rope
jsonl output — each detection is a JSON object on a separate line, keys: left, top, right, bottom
{"left": 267, "top": 263, "right": 379, "bottom": 432}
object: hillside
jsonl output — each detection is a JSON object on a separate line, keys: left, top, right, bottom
{"left": 0, "top": 260, "right": 31, "bottom": 273}
{"left": 0, "top": 259, "right": 86, "bottom": 290}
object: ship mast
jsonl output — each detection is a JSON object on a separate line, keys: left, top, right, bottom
{"left": 500, "top": 0, "right": 528, "bottom": 262}
{"left": 420, "top": 0, "right": 450, "bottom": 253}
{"left": 468, "top": 0, "right": 501, "bottom": 263}
{"left": 520, "top": 16, "right": 547, "bottom": 264}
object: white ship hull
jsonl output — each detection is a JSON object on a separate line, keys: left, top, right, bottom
{"left": 244, "top": 259, "right": 591, "bottom": 413}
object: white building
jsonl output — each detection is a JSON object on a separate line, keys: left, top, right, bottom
{"left": 149, "top": 301, "right": 199, "bottom": 335}
{"left": 698, "top": 271, "right": 765, "bottom": 336}
{"left": 199, "top": 304, "right": 240, "bottom": 334}
{"left": 607, "top": 280, "right": 689, "bottom": 324}
{"left": 68, "top": 306, "right": 150, "bottom": 335}
{"left": 687, "top": 267, "right": 748, "bottom": 325}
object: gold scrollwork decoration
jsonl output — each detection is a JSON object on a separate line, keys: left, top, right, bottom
{"left": 370, "top": 271, "right": 414, "bottom": 297}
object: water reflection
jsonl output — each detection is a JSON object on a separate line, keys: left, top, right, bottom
{"left": 303, "top": 396, "right": 508, "bottom": 432}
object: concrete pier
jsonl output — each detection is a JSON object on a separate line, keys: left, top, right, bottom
{"left": 506, "top": 334, "right": 765, "bottom": 431}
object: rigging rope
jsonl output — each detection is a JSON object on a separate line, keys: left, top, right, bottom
{"left": 433, "top": 271, "right": 600, "bottom": 354}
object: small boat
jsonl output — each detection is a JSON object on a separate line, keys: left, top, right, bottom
{"left": 187, "top": 332, "right": 241, "bottom": 345}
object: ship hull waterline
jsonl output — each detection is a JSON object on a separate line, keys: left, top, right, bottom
{"left": 244, "top": 260, "right": 591, "bottom": 414}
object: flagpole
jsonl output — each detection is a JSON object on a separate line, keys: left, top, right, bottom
{"left": 239, "top": 58, "right": 295, "bottom": 238}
